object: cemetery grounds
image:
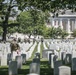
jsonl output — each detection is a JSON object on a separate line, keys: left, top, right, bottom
{"left": 0, "top": 40, "right": 76, "bottom": 75}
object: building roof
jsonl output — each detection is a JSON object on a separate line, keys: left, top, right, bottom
{"left": 59, "top": 10, "right": 76, "bottom": 17}
{"left": 50, "top": 10, "right": 76, "bottom": 18}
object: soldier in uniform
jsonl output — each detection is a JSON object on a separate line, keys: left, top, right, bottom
{"left": 10, "top": 38, "right": 20, "bottom": 59}
{"left": 10, "top": 39, "right": 20, "bottom": 51}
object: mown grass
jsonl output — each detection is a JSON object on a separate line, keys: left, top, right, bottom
{"left": 0, "top": 66, "right": 8, "bottom": 75}
{"left": 29, "top": 42, "right": 38, "bottom": 60}
{"left": 40, "top": 59, "right": 53, "bottom": 75}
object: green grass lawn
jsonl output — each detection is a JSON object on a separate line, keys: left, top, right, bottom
{"left": 40, "top": 59, "right": 53, "bottom": 75}
{"left": 0, "top": 66, "right": 8, "bottom": 75}
{"left": 0, "top": 59, "right": 54, "bottom": 75}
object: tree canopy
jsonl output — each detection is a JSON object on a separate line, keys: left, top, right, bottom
{"left": 17, "top": 10, "right": 45, "bottom": 34}
{"left": 0, "top": 0, "right": 76, "bottom": 40}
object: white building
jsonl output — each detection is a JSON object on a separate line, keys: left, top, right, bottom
{"left": 49, "top": 10, "right": 76, "bottom": 34}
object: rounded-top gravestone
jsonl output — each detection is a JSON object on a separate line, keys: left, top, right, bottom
{"left": 27, "top": 73, "right": 39, "bottom": 75}
{"left": 59, "top": 66, "right": 71, "bottom": 75}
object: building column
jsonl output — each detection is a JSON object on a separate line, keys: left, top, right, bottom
{"left": 75, "top": 19, "right": 76, "bottom": 29}
{"left": 60, "top": 19, "right": 63, "bottom": 29}
{"left": 55, "top": 20, "right": 57, "bottom": 28}
{"left": 52, "top": 19, "right": 55, "bottom": 27}
{"left": 71, "top": 21, "right": 73, "bottom": 31}
{"left": 56, "top": 20, "right": 59, "bottom": 28}
{"left": 67, "top": 19, "right": 70, "bottom": 33}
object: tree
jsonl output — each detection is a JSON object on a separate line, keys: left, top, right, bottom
{"left": 17, "top": 11, "right": 33, "bottom": 32}
{"left": 0, "top": 0, "right": 76, "bottom": 41}
{"left": 17, "top": 10, "right": 45, "bottom": 34}
{"left": 33, "top": 25, "right": 46, "bottom": 35}
{"left": 0, "top": 0, "right": 19, "bottom": 41}
{"left": 0, "top": 0, "right": 52, "bottom": 41}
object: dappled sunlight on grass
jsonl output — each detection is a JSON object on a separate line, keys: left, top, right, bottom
{"left": 0, "top": 66, "right": 8, "bottom": 75}
{"left": 40, "top": 59, "right": 53, "bottom": 75}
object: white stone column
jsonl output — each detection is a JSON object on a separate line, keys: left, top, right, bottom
{"left": 52, "top": 19, "right": 55, "bottom": 27}
{"left": 60, "top": 19, "right": 63, "bottom": 29}
{"left": 71, "top": 21, "right": 74, "bottom": 31}
{"left": 56, "top": 20, "right": 59, "bottom": 28}
{"left": 75, "top": 19, "right": 76, "bottom": 29}
{"left": 67, "top": 19, "right": 70, "bottom": 33}
{"left": 54, "top": 20, "right": 57, "bottom": 28}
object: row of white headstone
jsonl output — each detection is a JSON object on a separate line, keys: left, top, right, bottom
{"left": 8, "top": 41, "right": 41, "bottom": 75}
{"left": 42, "top": 40, "right": 76, "bottom": 75}
{"left": 0, "top": 40, "right": 43, "bottom": 67}
{"left": 1, "top": 39, "right": 76, "bottom": 75}
{"left": 8, "top": 40, "right": 76, "bottom": 75}
{"left": 8, "top": 49, "right": 41, "bottom": 75}
{"left": 0, "top": 41, "right": 37, "bottom": 66}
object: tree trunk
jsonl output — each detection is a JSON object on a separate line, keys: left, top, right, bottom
{"left": 2, "top": 26, "right": 7, "bottom": 41}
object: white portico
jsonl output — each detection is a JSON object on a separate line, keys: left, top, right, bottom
{"left": 50, "top": 10, "right": 76, "bottom": 34}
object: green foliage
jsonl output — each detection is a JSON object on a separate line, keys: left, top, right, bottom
{"left": 17, "top": 11, "right": 33, "bottom": 28}
{"left": 54, "top": 27, "right": 62, "bottom": 37}
{"left": 0, "top": 27, "right": 3, "bottom": 35}
{"left": 8, "top": 26, "right": 18, "bottom": 33}
{"left": 30, "top": 10, "right": 45, "bottom": 26}
{"left": 43, "top": 27, "right": 68, "bottom": 39}
{"left": 0, "top": 0, "right": 76, "bottom": 40}
{"left": 71, "top": 29, "right": 76, "bottom": 37}
{"left": 25, "top": 26, "right": 33, "bottom": 34}
{"left": 16, "top": 0, "right": 76, "bottom": 12}
{"left": 46, "top": 27, "right": 58, "bottom": 38}
{"left": 44, "top": 10, "right": 50, "bottom": 23}
{"left": 50, "top": 28, "right": 55, "bottom": 38}
{"left": 33, "top": 25, "right": 46, "bottom": 35}
{"left": 61, "top": 30, "right": 68, "bottom": 39}
{"left": 17, "top": 10, "right": 45, "bottom": 34}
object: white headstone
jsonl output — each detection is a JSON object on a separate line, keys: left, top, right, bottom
{"left": 7, "top": 53, "right": 12, "bottom": 65}
{"left": 15, "top": 56, "right": 22, "bottom": 69}
{"left": 21, "top": 54, "right": 26, "bottom": 64}
{"left": 54, "top": 60, "right": 62, "bottom": 75}
{"left": 42, "top": 50, "right": 48, "bottom": 58}
{"left": 65, "top": 54, "right": 72, "bottom": 64}
{"left": 8, "top": 61, "right": 18, "bottom": 75}
{"left": 49, "top": 53, "right": 54, "bottom": 64}
{"left": 30, "top": 63, "right": 40, "bottom": 74}
{"left": 12, "top": 51, "right": 17, "bottom": 60}
{"left": 35, "top": 52, "right": 40, "bottom": 59}
{"left": 59, "top": 66, "right": 71, "bottom": 75}
{"left": 61, "top": 52, "right": 66, "bottom": 62}
{"left": 33, "top": 58, "right": 40, "bottom": 63}
{"left": 1, "top": 54, "right": 7, "bottom": 66}
{"left": 72, "top": 58, "right": 76, "bottom": 71}
{"left": 51, "top": 55, "right": 57, "bottom": 68}
{"left": 27, "top": 73, "right": 39, "bottom": 75}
